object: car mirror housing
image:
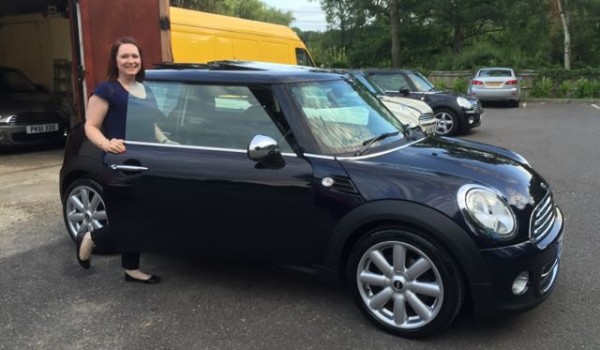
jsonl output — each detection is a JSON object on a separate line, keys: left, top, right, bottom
{"left": 399, "top": 88, "right": 410, "bottom": 96}
{"left": 247, "top": 135, "right": 285, "bottom": 169}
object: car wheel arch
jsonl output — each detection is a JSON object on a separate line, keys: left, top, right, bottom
{"left": 323, "top": 200, "right": 491, "bottom": 287}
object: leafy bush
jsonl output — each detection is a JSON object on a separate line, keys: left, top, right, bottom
{"left": 530, "top": 77, "right": 554, "bottom": 97}
{"left": 557, "top": 80, "right": 573, "bottom": 98}
{"left": 573, "top": 78, "right": 600, "bottom": 98}
{"left": 452, "top": 78, "right": 468, "bottom": 94}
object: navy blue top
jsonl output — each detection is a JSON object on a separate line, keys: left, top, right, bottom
{"left": 93, "top": 80, "right": 162, "bottom": 141}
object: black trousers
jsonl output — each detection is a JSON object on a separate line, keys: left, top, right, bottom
{"left": 90, "top": 226, "right": 140, "bottom": 270}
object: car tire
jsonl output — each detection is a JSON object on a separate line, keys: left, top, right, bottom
{"left": 433, "top": 108, "right": 460, "bottom": 136}
{"left": 347, "top": 228, "right": 465, "bottom": 338}
{"left": 62, "top": 178, "right": 114, "bottom": 254}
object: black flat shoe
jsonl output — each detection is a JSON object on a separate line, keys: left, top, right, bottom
{"left": 124, "top": 273, "right": 161, "bottom": 284}
{"left": 76, "top": 232, "right": 90, "bottom": 269}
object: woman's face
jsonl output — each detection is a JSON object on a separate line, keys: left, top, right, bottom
{"left": 116, "top": 43, "right": 141, "bottom": 78}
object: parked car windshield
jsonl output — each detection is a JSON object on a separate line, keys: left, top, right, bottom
{"left": 0, "top": 69, "right": 37, "bottom": 94}
{"left": 406, "top": 72, "right": 436, "bottom": 92}
{"left": 350, "top": 73, "right": 385, "bottom": 96}
{"left": 289, "top": 79, "right": 405, "bottom": 155}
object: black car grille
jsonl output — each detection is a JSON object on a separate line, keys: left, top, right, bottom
{"left": 472, "top": 100, "right": 483, "bottom": 114}
{"left": 9, "top": 111, "right": 64, "bottom": 125}
{"left": 530, "top": 192, "right": 556, "bottom": 242}
{"left": 12, "top": 129, "right": 66, "bottom": 141}
{"left": 419, "top": 112, "right": 435, "bottom": 122}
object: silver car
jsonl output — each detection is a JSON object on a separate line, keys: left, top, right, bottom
{"left": 468, "top": 67, "right": 521, "bottom": 107}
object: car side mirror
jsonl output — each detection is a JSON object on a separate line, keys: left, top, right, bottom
{"left": 247, "top": 135, "right": 285, "bottom": 169}
{"left": 399, "top": 88, "right": 410, "bottom": 96}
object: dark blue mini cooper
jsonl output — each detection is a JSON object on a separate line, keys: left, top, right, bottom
{"left": 60, "top": 64, "right": 563, "bottom": 338}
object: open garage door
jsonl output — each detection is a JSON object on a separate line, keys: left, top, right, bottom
{"left": 73, "top": 0, "right": 172, "bottom": 120}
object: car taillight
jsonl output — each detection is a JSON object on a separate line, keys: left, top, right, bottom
{"left": 506, "top": 79, "right": 518, "bottom": 85}
{"left": 471, "top": 80, "right": 484, "bottom": 85}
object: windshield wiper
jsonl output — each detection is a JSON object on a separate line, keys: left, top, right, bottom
{"left": 354, "top": 131, "right": 400, "bottom": 156}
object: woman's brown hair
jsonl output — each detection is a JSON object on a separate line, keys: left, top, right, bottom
{"left": 106, "top": 37, "right": 145, "bottom": 81}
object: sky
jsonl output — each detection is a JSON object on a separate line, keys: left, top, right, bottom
{"left": 261, "top": 0, "right": 328, "bottom": 32}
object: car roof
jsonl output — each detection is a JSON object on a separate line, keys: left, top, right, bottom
{"left": 147, "top": 61, "right": 345, "bottom": 84}
{"left": 477, "top": 67, "right": 514, "bottom": 71}
{"left": 361, "top": 69, "right": 414, "bottom": 74}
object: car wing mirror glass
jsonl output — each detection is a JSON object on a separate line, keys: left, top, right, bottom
{"left": 247, "top": 135, "right": 285, "bottom": 169}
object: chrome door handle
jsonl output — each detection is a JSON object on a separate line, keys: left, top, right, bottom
{"left": 110, "top": 164, "right": 149, "bottom": 172}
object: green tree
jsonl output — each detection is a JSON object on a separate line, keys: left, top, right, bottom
{"left": 172, "top": 0, "right": 293, "bottom": 26}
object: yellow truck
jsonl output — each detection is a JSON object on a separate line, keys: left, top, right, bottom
{"left": 170, "top": 7, "right": 314, "bottom": 67}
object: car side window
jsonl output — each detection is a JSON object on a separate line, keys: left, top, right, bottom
{"left": 295, "top": 48, "right": 315, "bottom": 67}
{"left": 143, "top": 82, "right": 292, "bottom": 152}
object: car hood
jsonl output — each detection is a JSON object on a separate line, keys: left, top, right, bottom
{"left": 413, "top": 89, "right": 472, "bottom": 99}
{"left": 0, "top": 93, "right": 58, "bottom": 114}
{"left": 380, "top": 97, "right": 420, "bottom": 126}
{"left": 382, "top": 95, "right": 432, "bottom": 114}
{"left": 339, "top": 136, "right": 547, "bottom": 211}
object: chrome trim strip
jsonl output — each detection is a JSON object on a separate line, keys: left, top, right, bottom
{"left": 304, "top": 153, "right": 335, "bottom": 160}
{"left": 337, "top": 137, "right": 426, "bottom": 161}
{"left": 125, "top": 141, "right": 297, "bottom": 157}
{"left": 540, "top": 258, "right": 560, "bottom": 294}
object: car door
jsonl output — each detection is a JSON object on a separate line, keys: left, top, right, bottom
{"left": 104, "top": 82, "right": 316, "bottom": 261}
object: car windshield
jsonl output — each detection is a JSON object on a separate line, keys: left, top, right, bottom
{"left": 289, "top": 79, "right": 405, "bottom": 156}
{"left": 406, "top": 72, "right": 436, "bottom": 92}
{"left": 351, "top": 73, "right": 385, "bottom": 95}
{"left": 0, "top": 70, "right": 37, "bottom": 94}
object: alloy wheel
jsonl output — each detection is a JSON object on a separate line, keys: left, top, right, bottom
{"left": 434, "top": 111, "right": 455, "bottom": 135}
{"left": 65, "top": 184, "right": 107, "bottom": 240}
{"left": 356, "top": 240, "right": 444, "bottom": 330}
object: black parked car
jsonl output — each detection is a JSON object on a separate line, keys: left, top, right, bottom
{"left": 364, "top": 69, "right": 483, "bottom": 136}
{"left": 0, "top": 67, "right": 69, "bottom": 147}
{"left": 60, "top": 64, "right": 563, "bottom": 338}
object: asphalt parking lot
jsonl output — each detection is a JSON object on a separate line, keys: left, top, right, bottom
{"left": 1, "top": 102, "right": 599, "bottom": 350}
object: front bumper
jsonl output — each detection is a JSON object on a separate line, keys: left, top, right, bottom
{"left": 0, "top": 122, "right": 69, "bottom": 146}
{"left": 470, "top": 207, "right": 564, "bottom": 317}
{"left": 461, "top": 109, "right": 482, "bottom": 130}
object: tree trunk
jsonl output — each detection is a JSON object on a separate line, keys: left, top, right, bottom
{"left": 556, "top": 0, "right": 571, "bottom": 70}
{"left": 453, "top": 24, "right": 463, "bottom": 53}
{"left": 389, "top": 0, "right": 400, "bottom": 68}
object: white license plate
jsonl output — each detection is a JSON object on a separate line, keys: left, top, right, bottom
{"left": 26, "top": 123, "right": 59, "bottom": 134}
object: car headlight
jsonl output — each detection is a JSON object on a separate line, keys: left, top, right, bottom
{"left": 456, "top": 97, "right": 473, "bottom": 109}
{"left": 0, "top": 114, "right": 15, "bottom": 124}
{"left": 458, "top": 185, "right": 517, "bottom": 240}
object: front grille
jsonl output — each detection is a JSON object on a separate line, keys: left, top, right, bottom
{"left": 10, "top": 111, "right": 64, "bottom": 125}
{"left": 419, "top": 112, "right": 434, "bottom": 122}
{"left": 472, "top": 100, "right": 483, "bottom": 113}
{"left": 530, "top": 192, "right": 556, "bottom": 242}
{"left": 11, "top": 129, "right": 66, "bottom": 142}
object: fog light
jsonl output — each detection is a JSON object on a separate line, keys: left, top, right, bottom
{"left": 468, "top": 116, "right": 475, "bottom": 124}
{"left": 512, "top": 271, "right": 530, "bottom": 295}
